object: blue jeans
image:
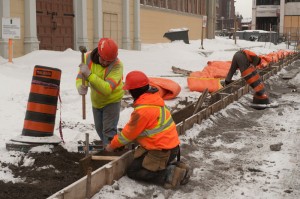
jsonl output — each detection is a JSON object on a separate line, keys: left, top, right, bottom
{"left": 92, "top": 101, "right": 121, "bottom": 146}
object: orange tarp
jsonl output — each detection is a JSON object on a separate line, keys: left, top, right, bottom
{"left": 188, "top": 77, "right": 223, "bottom": 93}
{"left": 190, "top": 61, "right": 232, "bottom": 78}
{"left": 149, "top": 77, "right": 181, "bottom": 100}
{"left": 257, "top": 55, "right": 272, "bottom": 69}
{"left": 187, "top": 61, "right": 230, "bottom": 92}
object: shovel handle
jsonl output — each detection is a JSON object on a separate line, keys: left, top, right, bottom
{"left": 79, "top": 46, "right": 87, "bottom": 120}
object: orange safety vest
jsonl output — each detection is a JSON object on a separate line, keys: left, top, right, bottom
{"left": 110, "top": 92, "right": 180, "bottom": 150}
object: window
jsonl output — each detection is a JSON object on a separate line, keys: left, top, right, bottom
{"left": 256, "top": 0, "right": 281, "bottom": 5}
{"left": 140, "top": 0, "right": 205, "bottom": 15}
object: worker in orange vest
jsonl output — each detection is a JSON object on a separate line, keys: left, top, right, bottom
{"left": 106, "top": 71, "right": 190, "bottom": 189}
{"left": 225, "top": 49, "right": 270, "bottom": 105}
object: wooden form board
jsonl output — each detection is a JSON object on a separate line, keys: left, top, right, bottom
{"left": 48, "top": 53, "right": 299, "bottom": 199}
{"left": 48, "top": 150, "right": 134, "bottom": 199}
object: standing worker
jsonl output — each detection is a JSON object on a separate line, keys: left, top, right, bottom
{"left": 76, "top": 38, "right": 124, "bottom": 146}
{"left": 225, "top": 49, "right": 270, "bottom": 105}
{"left": 106, "top": 71, "right": 190, "bottom": 189}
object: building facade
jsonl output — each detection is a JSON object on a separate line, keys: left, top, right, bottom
{"left": 216, "top": 0, "right": 236, "bottom": 31}
{"left": 0, "top": 0, "right": 214, "bottom": 58}
{"left": 252, "top": 0, "right": 300, "bottom": 39}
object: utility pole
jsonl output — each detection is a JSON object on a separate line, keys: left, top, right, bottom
{"left": 221, "top": 16, "right": 224, "bottom": 31}
{"left": 233, "top": 0, "right": 237, "bottom": 45}
{"left": 234, "top": 15, "right": 237, "bottom": 44}
{"left": 201, "top": 15, "right": 207, "bottom": 49}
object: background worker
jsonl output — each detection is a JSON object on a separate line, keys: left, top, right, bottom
{"left": 76, "top": 38, "right": 124, "bottom": 146}
{"left": 106, "top": 71, "right": 190, "bottom": 189}
{"left": 225, "top": 49, "right": 270, "bottom": 105}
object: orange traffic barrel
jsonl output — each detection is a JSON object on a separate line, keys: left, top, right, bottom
{"left": 22, "top": 65, "right": 61, "bottom": 137}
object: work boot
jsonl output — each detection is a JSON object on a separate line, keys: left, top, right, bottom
{"left": 164, "top": 165, "right": 187, "bottom": 189}
{"left": 175, "top": 161, "right": 191, "bottom": 185}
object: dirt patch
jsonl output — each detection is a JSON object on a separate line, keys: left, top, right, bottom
{"left": 0, "top": 146, "right": 110, "bottom": 199}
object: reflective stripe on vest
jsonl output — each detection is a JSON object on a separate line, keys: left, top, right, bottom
{"left": 136, "top": 105, "right": 174, "bottom": 137}
{"left": 117, "top": 131, "right": 131, "bottom": 145}
{"left": 116, "top": 105, "right": 174, "bottom": 145}
{"left": 84, "top": 53, "right": 120, "bottom": 94}
{"left": 85, "top": 53, "right": 116, "bottom": 79}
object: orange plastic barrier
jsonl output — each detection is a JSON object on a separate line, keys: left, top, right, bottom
{"left": 149, "top": 77, "right": 181, "bottom": 100}
{"left": 187, "top": 77, "right": 223, "bottom": 93}
{"left": 190, "top": 61, "right": 232, "bottom": 78}
{"left": 266, "top": 52, "right": 279, "bottom": 63}
{"left": 257, "top": 55, "right": 272, "bottom": 69}
{"left": 204, "top": 61, "right": 232, "bottom": 78}
{"left": 187, "top": 61, "right": 229, "bottom": 92}
{"left": 22, "top": 65, "right": 61, "bottom": 137}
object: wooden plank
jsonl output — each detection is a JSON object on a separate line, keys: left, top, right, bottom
{"left": 48, "top": 150, "right": 134, "bottom": 199}
{"left": 193, "top": 89, "right": 209, "bottom": 114}
{"left": 211, "top": 100, "right": 222, "bottom": 113}
{"left": 171, "top": 66, "right": 192, "bottom": 76}
{"left": 91, "top": 156, "right": 120, "bottom": 161}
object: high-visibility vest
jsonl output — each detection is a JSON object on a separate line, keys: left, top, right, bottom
{"left": 76, "top": 52, "right": 124, "bottom": 108}
{"left": 112, "top": 104, "right": 179, "bottom": 150}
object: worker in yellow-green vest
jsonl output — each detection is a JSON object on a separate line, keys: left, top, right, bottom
{"left": 76, "top": 38, "right": 124, "bottom": 146}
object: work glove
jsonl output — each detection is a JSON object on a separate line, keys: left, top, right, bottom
{"left": 79, "top": 63, "right": 91, "bottom": 78}
{"left": 77, "top": 85, "right": 88, "bottom": 95}
{"left": 105, "top": 144, "right": 114, "bottom": 152}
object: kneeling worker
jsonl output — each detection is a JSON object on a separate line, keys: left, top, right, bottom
{"left": 225, "top": 49, "right": 270, "bottom": 105}
{"left": 106, "top": 70, "right": 190, "bottom": 188}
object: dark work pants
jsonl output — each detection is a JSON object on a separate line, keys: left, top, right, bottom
{"left": 92, "top": 101, "right": 121, "bottom": 146}
{"left": 126, "top": 145, "right": 179, "bottom": 185}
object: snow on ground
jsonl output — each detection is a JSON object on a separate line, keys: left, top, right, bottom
{"left": 0, "top": 37, "right": 299, "bottom": 198}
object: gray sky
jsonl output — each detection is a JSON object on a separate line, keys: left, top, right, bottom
{"left": 235, "top": 0, "right": 252, "bottom": 19}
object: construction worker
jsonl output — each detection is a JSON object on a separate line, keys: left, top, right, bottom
{"left": 225, "top": 49, "right": 270, "bottom": 105}
{"left": 105, "top": 71, "right": 190, "bottom": 189}
{"left": 76, "top": 38, "right": 124, "bottom": 146}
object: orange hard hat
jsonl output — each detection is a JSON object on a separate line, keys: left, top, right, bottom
{"left": 123, "top": 71, "right": 149, "bottom": 90}
{"left": 98, "top": 38, "right": 118, "bottom": 61}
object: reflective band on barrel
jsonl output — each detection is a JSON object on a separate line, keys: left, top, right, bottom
{"left": 246, "top": 74, "right": 260, "bottom": 84}
{"left": 27, "top": 102, "right": 57, "bottom": 114}
{"left": 30, "top": 83, "right": 59, "bottom": 96}
{"left": 253, "top": 83, "right": 265, "bottom": 93}
{"left": 241, "top": 66, "right": 255, "bottom": 77}
{"left": 24, "top": 120, "right": 54, "bottom": 133}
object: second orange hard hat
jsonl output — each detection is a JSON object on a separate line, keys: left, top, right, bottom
{"left": 123, "top": 71, "right": 149, "bottom": 90}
